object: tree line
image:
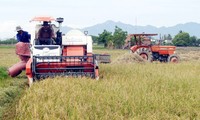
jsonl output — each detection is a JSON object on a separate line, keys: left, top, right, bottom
{"left": 0, "top": 38, "right": 17, "bottom": 45}
{"left": 93, "top": 26, "right": 127, "bottom": 49}
{"left": 95, "top": 28, "right": 200, "bottom": 48}
{"left": 1, "top": 28, "right": 200, "bottom": 47}
{"left": 172, "top": 30, "right": 200, "bottom": 46}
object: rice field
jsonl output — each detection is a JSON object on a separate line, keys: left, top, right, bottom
{"left": 0, "top": 46, "right": 200, "bottom": 119}
{"left": 0, "top": 46, "right": 26, "bottom": 120}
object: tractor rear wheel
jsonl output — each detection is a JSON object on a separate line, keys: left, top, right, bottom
{"left": 140, "top": 53, "right": 148, "bottom": 60}
{"left": 135, "top": 48, "right": 152, "bottom": 62}
{"left": 168, "top": 54, "right": 179, "bottom": 63}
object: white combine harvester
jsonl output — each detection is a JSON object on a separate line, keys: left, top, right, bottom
{"left": 26, "top": 16, "right": 99, "bottom": 86}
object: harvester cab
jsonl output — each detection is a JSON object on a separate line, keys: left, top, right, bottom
{"left": 129, "top": 33, "right": 179, "bottom": 63}
{"left": 26, "top": 16, "right": 99, "bottom": 86}
{"left": 29, "top": 16, "right": 63, "bottom": 62}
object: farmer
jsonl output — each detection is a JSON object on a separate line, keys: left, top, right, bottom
{"left": 8, "top": 26, "right": 31, "bottom": 77}
{"left": 16, "top": 26, "right": 31, "bottom": 43}
{"left": 37, "top": 21, "right": 55, "bottom": 45}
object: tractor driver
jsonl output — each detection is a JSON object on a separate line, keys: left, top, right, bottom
{"left": 141, "top": 36, "right": 151, "bottom": 46}
{"left": 37, "top": 21, "right": 55, "bottom": 45}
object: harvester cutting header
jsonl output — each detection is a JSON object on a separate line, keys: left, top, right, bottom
{"left": 25, "top": 16, "right": 99, "bottom": 86}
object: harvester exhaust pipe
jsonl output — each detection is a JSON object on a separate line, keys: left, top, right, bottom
{"left": 56, "top": 17, "right": 64, "bottom": 30}
{"left": 56, "top": 17, "right": 64, "bottom": 45}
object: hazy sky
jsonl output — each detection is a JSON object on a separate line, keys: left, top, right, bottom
{"left": 0, "top": 0, "right": 199, "bottom": 38}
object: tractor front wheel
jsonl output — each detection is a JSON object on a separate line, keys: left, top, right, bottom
{"left": 168, "top": 54, "right": 180, "bottom": 63}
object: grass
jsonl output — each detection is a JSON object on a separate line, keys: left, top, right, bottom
{"left": 0, "top": 45, "right": 15, "bottom": 49}
{"left": 0, "top": 67, "right": 8, "bottom": 84}
{"left": 1, "top": 46, "right": 200, "bottom": 119}
{"left": 14, "top": 48, "right": 200, "bottom": 119}
{"left": 92, "top": 44, "right": 105, "bottom": 49}
{"left": 0, "top": 46, "right": 27, "bottom": 120}
{"left": 14, "top": 62, "right": 200, "bottom": 119}
{"left": 0, "top": 72, "right": 26, "bottom": 120}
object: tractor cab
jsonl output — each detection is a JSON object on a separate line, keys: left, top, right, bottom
{"left": 129, "top": 33, "right": 179, "bottom": 63}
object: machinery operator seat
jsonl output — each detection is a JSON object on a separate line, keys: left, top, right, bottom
{"left": 37, "top": 21, "right": 55, "bottom": 45}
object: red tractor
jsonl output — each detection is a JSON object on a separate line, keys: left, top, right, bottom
{"left": 129, "top": 33, "right": 179, "bottom": 63}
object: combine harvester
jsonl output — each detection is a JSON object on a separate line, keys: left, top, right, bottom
{"left": 25, "top": 16, "right": 101, "bottom": 86}
{"left": 129, "top": 33, "right": 179, "bottom": 63}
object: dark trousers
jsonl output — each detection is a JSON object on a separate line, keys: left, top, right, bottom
{"left": 36, "top": 39, "right": 52, "bottom": 45}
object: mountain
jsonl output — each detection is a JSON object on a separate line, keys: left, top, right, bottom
{"left": 61, "top": 21, "right": 200, "bottom": 38}
{"left": 60, "top": 26, "right": 73, "bottom": 34}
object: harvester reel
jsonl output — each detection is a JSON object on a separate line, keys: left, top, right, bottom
{"left": 168, "top": 54, "right": 180, "bottom": 63}
{"left": 135, "top": 48, "right": 152, "bottom": 62}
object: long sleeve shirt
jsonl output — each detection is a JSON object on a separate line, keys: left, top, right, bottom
{"left": 16, "top": 31, "right": 31, "bottom": 43}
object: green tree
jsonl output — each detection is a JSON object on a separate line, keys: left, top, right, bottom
{"left": 98, "top": 30, "right": 113, "bottom": 48}
{"left": 0, "top": 38, "right": 17, "bottom": 44}
{"left": 130, "top": 36, "right": 137, "bottom": 46}
{"left": 167, "top": 34, "right": 172, "bottom": 40}
{"left": 163, "top": 34, "right": 172, "bottom": 40}
{"left": 113, "top": 26, "right": 127, "bottom": 49}
{"left": 196, "top": 39, "right": 200, "bottom": 46}
{"left": 91, "top": 35, "right": 98, "bottom": 43}
{"left": 190, "top": 36, "right": 197, "bottom": 46}
{"left": 172, "top": 31, "right": 190, "bottom": 46}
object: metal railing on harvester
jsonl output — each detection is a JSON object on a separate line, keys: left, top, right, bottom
{"left": 32, "top": 55, "right": 96, "bottom": 79}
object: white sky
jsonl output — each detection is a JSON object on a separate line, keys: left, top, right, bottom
{"left": 0, "top": 0, "right": 199, "bottom": 39}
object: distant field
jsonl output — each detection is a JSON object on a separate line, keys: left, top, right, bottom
{"left": 0, "top": 46, "right": 200, "bottom": 119}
